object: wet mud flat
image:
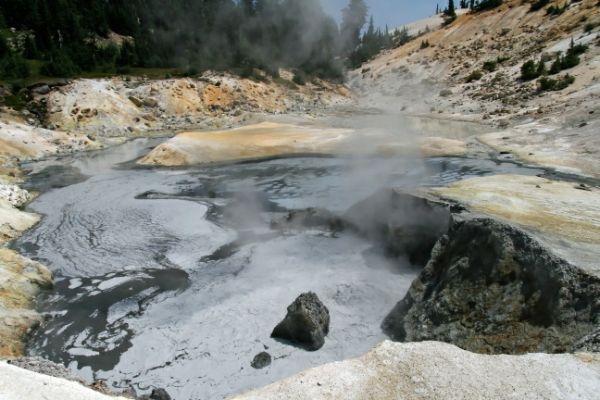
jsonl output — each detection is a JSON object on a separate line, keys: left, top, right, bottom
{"left": 12, "top": 136, "right": 552, "bottom": 399}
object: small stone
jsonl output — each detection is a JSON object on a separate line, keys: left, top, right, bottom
{"left": 251, "top": 352, "right": 272, "bottom": 369}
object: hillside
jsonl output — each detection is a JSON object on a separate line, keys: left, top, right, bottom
{"left": 352, "top": 0, "right": 600, "bottom": 177}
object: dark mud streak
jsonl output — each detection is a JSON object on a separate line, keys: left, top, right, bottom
{"left": 28, "top": 268, "right": 190, "bottom": 372}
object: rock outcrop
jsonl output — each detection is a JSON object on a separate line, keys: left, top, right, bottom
{"left": 230, "top": 341, "right": 600, "bottom": 400}
{"left": 0, "top": 249, "right": 53, "bottom": 357}
{"left": 383, "top": 218, "right": 600, "bottom": 354}
{"left": 427, "top": 174, "right": 600, "bottom": 276}
{"left": 271, "top": 292, "right": 330, "bottom": 351}
{"left": 137, "top": 122, "right": 353, "bottom": 166}
{"left": 44, "top": 74, "right": 352, "bottom": 137}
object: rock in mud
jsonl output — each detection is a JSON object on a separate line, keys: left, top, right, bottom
{"left": 138, "top": 388, "right": 171, "bottom": 400}
{"left": 270, "top": 208, "right": 344, "bottom": 232}
{"left": 149, "top": 389, "right": 171, "bottom": 400}
{"left": 271, "top": 292, "right": 330, "bottom": 351}
{"left": 383, "top": 218, "right": 600, "bottom": 354}
{"left": 344, "top": 189, "right": 451, "bottom": 266}
{"left": 251, "top": 352, "right": 272, "bottom": 369}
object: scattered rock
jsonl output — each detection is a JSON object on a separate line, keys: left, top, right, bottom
{"left": 128, "top": 96, "right": 144, "bottom": 107}
{"left": 271, "top": 292, "right": 330, "bottom": 351}
{"left": 439, "top": 89, "right": 453, "bottom": 97}
{"left": 251, "top": 352, "right": 272, "bottom": 369}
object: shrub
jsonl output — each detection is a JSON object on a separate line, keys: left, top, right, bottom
{"left": 465, "top": 70, "right": 483, "bottom": 82}
{"left": 521, "top": 60, "right": 543, "bottom": 80}
{"left": 530, "top": 0, "right": 550, "bottom": 12}
{"left": 0, "top": 52, "right": 30, "bottom": 79}
{"left": 550, "top": 54, "right": 562, "bottom": 74}
{"left": 585, "top": 22, "right": 599, "bottom": 32}
{"left": 474, "top": 0, "right": 503, "bottom": 11}
{"left": 547, "top": 3, "right": 568, "bottom": 16}
{"left": 539, "top": 74, "right": 575, "bottom": 91}
{"left": 420, "top": 40, "right": 430, "bottom": 49}
{"left": 41, "top": 51, "right": 80, "bottom": 77}
{"left": 483, "top": 60, "right": 497, "bottom": 72}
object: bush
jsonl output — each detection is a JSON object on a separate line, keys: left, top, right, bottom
{"left": 547, "top": 3, "right": 568, "bottom": 16}
{"left": 539, "top": 74, "right": 575, "bottom": 91}
{"left": 41, "top": 51, "right": 80, "bottom": 77}
{"left": 474, "top": 0, "right": 503, "bottom": 11}
{"left": 550, "top": 54, "right": 562, "bottom": 74}
{"left": 420, "top": 40, "right": 430, "bottom": 49}
{"left": 465, "top": 70, "right": 483, "bottom": 82}
{"left": 483, "top": 60, "right": 497, "bottom": 72}
{"left": 530, "top": 0, "right": 550, "bottom": 12}
{"left": 585, "top": 22, "right": 599, "bottom": 32}
{"left": 0, "top": 52, "right": 30, "bottom": 79}
{"left": 521, "top": 60, "right": 540, "bottom": 81}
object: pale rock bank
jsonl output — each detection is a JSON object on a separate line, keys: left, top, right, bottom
{"left": 230, "top": 341, "right": 600, "bottom": 400}
{"left": 0, "top": 361, "right": 130, "bottom": 400}
{"left": 426, "top": 174, "right": 600, "bottom": 276}
{"left": 43, "top": 73, "right": 352, "bottom": 137}
{"left": 137, "top": 122, "right": 353, "bottom": 166}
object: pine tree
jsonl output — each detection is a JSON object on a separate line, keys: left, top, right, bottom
{"left": 447, "top": 0, "right": 457, "bottom": 18}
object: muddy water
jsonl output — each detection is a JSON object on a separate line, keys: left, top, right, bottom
{"left": 14, "top": 134, "right": 543, "bottom": 399}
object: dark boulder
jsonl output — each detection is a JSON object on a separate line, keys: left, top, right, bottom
{"left": 251, "top": 352, "right": 272, "bottom": 369}
{"left": 383, "top": 218, "right": 600, "bottom": 354}
{"left": 150, "top": 388, "right": 171, "bottom": 400}
{"left": 271, "top": 292, "right": 330, "bottom": 351}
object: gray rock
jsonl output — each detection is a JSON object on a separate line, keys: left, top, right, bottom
{"left": 251, "top": 352, "right": 272, "bottom": 369}
{"left": 32, "top": 84, "right": 51, "bottom": 95}
{"left": 383, "top": 218, "right": 600, "bottom": 354}
{"left": 150, "top": 388, "right": 171, "bottom": 400}
{"left": 271, "top": 292, "right": 330, "bottom": 351}
{"left": 128, "top": 96, "right": 144, "bottom": 107}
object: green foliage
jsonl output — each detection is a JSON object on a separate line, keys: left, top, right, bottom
{"left": 521, "top": 60, "right": 543, "bottom": 80}
{"left": 465, "top": 70, "right": 483, "bottom": 82}
{"left": 347, "top": 16, "right": 396, "bottom": 69}
{"left": 482, "top": 60, "right": 497, "bottom": 72}
{"left": 547, "top": 3, "right": 568, "bottom": 16}
{"left": 0, "top": 0, "right": 348, "bottom": 81}
{"left": 420, "top": 40, "right": 431, "bottom": 49}
{"left": 0, "top": 51, "right": 30, "bottom": 79}
{"left": 530, "top": 0, "right": 551, "bottom": 12}
{"left": 539, "top": 74, "right": 575, "bottom": 91}
{"left": 550, "top": 54, "right": 563, "bottom": 74}
{"left": 473, "top": 0, "right": 503, "bottom": 11}
{"left": 585, "top": 21, "right": 599, "bottom": 32}
{"left": 40, "top": 50, "right": 80, "bottom": 77}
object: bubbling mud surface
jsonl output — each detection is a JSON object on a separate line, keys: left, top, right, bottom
{"left": 14, "top": 135, "right": 544, "bottom": 399}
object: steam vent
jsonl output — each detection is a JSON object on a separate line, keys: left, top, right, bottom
{"left": 1, "top": 1, "right": 600, "bottom": 399}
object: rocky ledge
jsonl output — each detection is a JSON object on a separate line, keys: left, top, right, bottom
{"left": 230, "top": 340, "right": 600, "bottom": 400}
{"left": 383, "top": 217, "right": 600, "bottom": 354}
